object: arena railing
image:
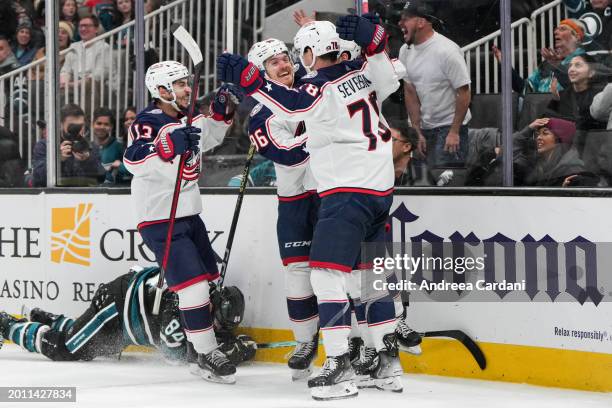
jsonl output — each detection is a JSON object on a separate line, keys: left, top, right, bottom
{"left": 461, "top": 0, "right": 566, "bottom": 95}
{"left": 0, "top": 0, "right": 266, "bottom": 168}
{"left": 461, "top": 17, "right": 531, "bottom": 95}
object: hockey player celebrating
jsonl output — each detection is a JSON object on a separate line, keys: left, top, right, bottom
{"left": 123, "top": 60, "right": 241, "bottom": 384}
{"left": 0, "top": 266, "right": 256, "bottom": 367}
{"left": 246, "top": 38, "right": 318, "bottom": 381}
{"left": 218, "top": 16, "right": 404, "bottom": 400}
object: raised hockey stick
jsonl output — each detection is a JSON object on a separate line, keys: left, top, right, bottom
{"left": 152, "top": 25, "right": 204, "bottom": 315}
{"left": 218, "top": 143, "right": 257, "bottom": 289}
{"left": 257, "top": 329, "right": 486, "bottom": 370}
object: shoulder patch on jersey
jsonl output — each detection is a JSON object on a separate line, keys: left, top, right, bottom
{"left": 149, "top": 109, "right": 163, "bottom": 114}
{"left": 250, "top": 103, "right": 264, "bottom": 117}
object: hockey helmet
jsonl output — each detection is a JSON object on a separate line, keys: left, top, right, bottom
{"left": 248, "top": 38, "right": 290, "bottom": 71}
{"left": 338, "top": 39, "right": 362, "bottom": 61}
{"left": 145, "top": 60, "right": 189, "bottom": 111}
{"left": 211, "top": 285, "right": 245, "bottom": 331}
{"left": 293, "top": 20, "right": 341, "bottom": 70}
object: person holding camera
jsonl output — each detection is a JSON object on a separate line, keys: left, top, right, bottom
{"left": 30, "top": 104, "right": 105, "bottom": 187}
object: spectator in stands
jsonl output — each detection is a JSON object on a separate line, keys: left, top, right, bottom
{"left": 398, "top": 0, "right": 471, "bottom": 169}
{"left": 85, "top": 0, "right": 116, "bottom": 32}
{"left": 0, "top": 125, "right": 25, "bottom": 187}
{"left": 0, "top": 36, "right": 20, "bottom": 76}
{"left": 114, "top": 0, "right": 134, "bottom": 26}
{"left": 58, "top": 104, "right": 105, "bottom": 186}
{"left": 60, "top": 0, "right": 79, "bottom": 38}
{"left": 120, "top": 106, "right": 136, "bottom": 142}
{"left": 60, "top": 15, "right": 109, "bottom": 86}
{"left": 112, "top": 0, "right": 134, "bottom": 48}
{"left": 91, "top": 106, "right": 131, "bottom": 185}
{"left": 11, "top": 19, "right": 39, "bottom": 66}
{"left": 30, "top": 21, "right": 73, "bottom": 80}
{"left": 60, "top": 15, "right": 111, "bottom": 116}
{"left": 516, "top": 117, "right": 595, "bottom": 186}
{"left": 563, "top": 0, "right": 612, "bottom": 51}
{"left": 32, "top": 104, "right": 105, "bottom": 186}
{"left": 547, "top": 54, "right": 608, "bottom": 131}
{"left": 389, "top": 119, "right": 423, "bottom": 186}
{"left": 494, "top": 19, "right": 586, "bottom": 93}
{"left": 0, "top": 1, "right": 17, "bottom": 40}
{"left": 29, "top": 119, "right": 47, "bottom": 187}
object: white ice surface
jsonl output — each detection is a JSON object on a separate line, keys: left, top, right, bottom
{"left": 1, "top": 344, "right": 611, "bottom": 408}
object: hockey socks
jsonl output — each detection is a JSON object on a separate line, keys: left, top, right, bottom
{"left": 285, "top": 262, "right": 318, "bottom": 342}
{"left": 311, "top": 269, "right": 351, "bottom": 356}
{"left": 8, "top": 321, "right": 50, "bottom": 353}
{"left": 176, "top": 281, "right": 217, "bottom": 355}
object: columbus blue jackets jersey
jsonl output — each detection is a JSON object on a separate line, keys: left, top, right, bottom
{"left": 247, "top": 103, "right": 316, "bottom": 198}
{"left": 250, "top": 52, "right": 401, "bottom": 197}
{"left": 123, "top": 103, "right": 231, "bottom": 225}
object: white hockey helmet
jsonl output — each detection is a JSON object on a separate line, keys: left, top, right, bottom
{"left": 248, "top": 38, "right": 290, "bottom": 71}
{"left": 338, "top": 39, "right": 362, "bottom": 61}
{"left": 145, "top": 61, "right": 190, "bottom": 111}
{"left": 293, "top": 21, "right": 341, "bottom": 70}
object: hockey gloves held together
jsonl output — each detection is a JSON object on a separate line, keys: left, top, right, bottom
{"left": 156, "top": 126, "right": 201, "bottom": 161}
{"left": 211, "top": 84, "right": 244, "bottom": 122}
{"left": 216, "top": 53, "right": 263, "bottom": 96}
{"left": 336, "top": 15, "right": 387, "bottom": 56}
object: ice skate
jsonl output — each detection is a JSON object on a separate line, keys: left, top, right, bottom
{"left": 372, "top": 333, "right": 404, "bottom": 393}
{"left": 308, "top": 353, "right": 358, "bottom": 401}
{"left": 352, "top": 345, "right": 378, "bottom": 388}
{"left": 395, "top": 319, "right": 422, "bottom": 355}
{"left": 287, "top": 333, "right": 318, "bottom": 381}
{"left": 193, "top": 348, "right": 237, "bottom": 384}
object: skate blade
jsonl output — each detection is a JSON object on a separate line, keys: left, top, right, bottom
{"left": 191, "top": 365, "right": 236, "bottom": 384}
{"left": 355, "top": 374, "right": 376, "bottom": 389}
{"left": 400, "top": 344, "right": 422, "bottom": 355}
{"left": 291, "top": 366, "right": 313, "bottom": 381}
{"left": 374, "top": 375, "right": 403, "bottom": 393}
{"left": 311, "top": 381, "right": 358, "bottom": 401}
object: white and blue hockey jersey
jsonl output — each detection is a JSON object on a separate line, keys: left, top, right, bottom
{"left": 124, "top": 103, "right": 231, "bottom": 226}
{"left": 250, "top": 52, "right": 401, "bottom": 197}
{"left": 247, "top": 103, "right": 316, "bottom": 199}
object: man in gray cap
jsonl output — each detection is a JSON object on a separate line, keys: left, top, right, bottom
{"left": 398, "top": 0, "right": 471, "bottom": 172}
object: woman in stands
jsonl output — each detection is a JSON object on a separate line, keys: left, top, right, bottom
{"left": 60, "top": 0, "right": 79, "bottom": 40}
{"left": 516, "top": 117, "right": 596, "bottom": 186}
{"left": 548, "top": 54, "right": 609, "bottom": 131}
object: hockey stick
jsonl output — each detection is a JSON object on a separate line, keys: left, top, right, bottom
{"left": 218, "top": 143, "right": 257, "bottom": 289}
{"left": 257, "top": 330, "right": 486, "bottom": 370}
{"left": 421, "top": 330, "right": 486, "bottom": 370}
{"left": 152, "top": 25, "right": 204, "bottom": 315}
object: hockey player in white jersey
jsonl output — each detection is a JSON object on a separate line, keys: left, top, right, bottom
{"left": 218, "top": 16, "right": 403, "bottom": 400}
{"left": 124, "top": 61, "right": 241, "bottom": 384}
{"left": 247, "top": 39, "right": 320, "bottom": 381}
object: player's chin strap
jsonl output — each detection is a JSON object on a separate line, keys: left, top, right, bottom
{"left": 300, "top": 54, "right": 317, "bottom": 73}
{"left": 159, "top": 91, "right": 182, "bottom": 113}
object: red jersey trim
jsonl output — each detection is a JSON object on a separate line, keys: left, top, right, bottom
{"left": 278, "top": 192, "right": 314, "bottom": 202}
{"left": 318, "top": 187, "right": 394, "bottom": 198}
{"left": 309, "top": 261, "right": 352, "bottom": 273}
{"left": 282, "top": 255, "right": 310, "bottom": 265}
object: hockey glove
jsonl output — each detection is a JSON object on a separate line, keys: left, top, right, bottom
{"left": 211, "top": 84, "right": 244, "bottom": 122}
{"left": 336, "top": 15, "right": 387, "bottom": 56}
{"left": 156, "top": 126, "right": 201, "bottom": 161}
{"left": 216, "top": 53, "right": 263, "bottom": 96}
